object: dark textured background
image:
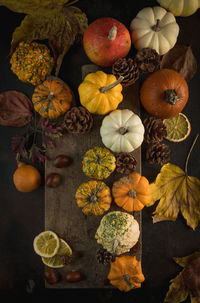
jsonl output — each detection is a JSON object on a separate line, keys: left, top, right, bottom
{"left": 0, "top": 0, "right": 199, "bottom": 301}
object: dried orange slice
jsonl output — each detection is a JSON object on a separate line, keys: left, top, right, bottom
{"left": 163, "top": 113, "right": 191, "bottom": 142}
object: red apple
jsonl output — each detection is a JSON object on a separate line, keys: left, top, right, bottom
{"left": 83, "top": 17, "right": 131, "bottom": 67}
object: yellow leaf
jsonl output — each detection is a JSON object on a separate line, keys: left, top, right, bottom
{"left": 148, "top": 135, "right": 200, "bottom": 230}
{"left": 164, "top": 271, "right": 189, "bottom": 303}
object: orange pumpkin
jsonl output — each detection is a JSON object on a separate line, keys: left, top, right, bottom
{"left": 107, "top": 255, "right": 145, "bottom": 292}
{"left": 32, "top": 76, "right": 73, "bottom": 119}
{"left": 140, "top": 69, "right": 189, "bottom": 118}
{"left": 112, "top": 172, "right": 151, "bottom": 212}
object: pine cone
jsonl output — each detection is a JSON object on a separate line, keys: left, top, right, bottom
{"left": 96, "top": 248, "right": 115, "bottom": 265}
{"left": 116, "top": 153, "right": 137, "bottom": 174}
{"left": 146, "top": 142, "right": 170, "bottom": 165}
{"left": 143, "top": 116, "right": 167, "bottom": 144}
{"left": 135, "top": 48, "right": 160, "bottom": 74}
{"left": 112, "top": 57, "right": 139, "bottom": 87}
{"left": 64, "top": 106, "right": 93, "bottom": 134}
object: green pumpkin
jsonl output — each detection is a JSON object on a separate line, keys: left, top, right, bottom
{"left": 82, "top": 146, "right": 116, "bottom": 180}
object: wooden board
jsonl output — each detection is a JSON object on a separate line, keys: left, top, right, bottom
{"left": 45, "top": 64, "right": 142, "bottom": 288}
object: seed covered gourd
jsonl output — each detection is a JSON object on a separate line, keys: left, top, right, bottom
{"left": 10, "top": 41, "right": 54, "bottom": 85}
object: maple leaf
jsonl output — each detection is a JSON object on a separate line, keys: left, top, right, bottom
{"left": 164, "top": 252, "right": 200, "bottom": 303}
{"left": 0, "top": 0, "right": 70, "bottom": 16}
{"left": 8, "top": 3, "right": 87, "bottom": 76}
{"left": 148, "top": 134, "right": 200, "bottom": 230}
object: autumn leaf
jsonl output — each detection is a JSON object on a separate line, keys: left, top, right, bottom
{"left": 9, "top": 5, "right": 87, "bottom": 76}
{"left": 0, "top": 0, "right": 69, "bottom": 16}
{"left": 2, "top": 1, "right": 87, "bottom": 77}
{"left": 148, "top": 134, "right": 200, "bottom": 230}
{"left": 174, "top": 252, "right": 200, "bottom": 268}
{"left": 0, "top": 90, "right": 33, "bottom": 127}
{"left": 160, "top": 45, "right": 197, "bottom": 82}
{"left": 165, "top": 252, "right": 200, "bottom": 303}
{"left": 164, "top": 272, "right": 189, "bottom": 303}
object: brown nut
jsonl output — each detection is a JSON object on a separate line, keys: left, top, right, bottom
{"left": 46, "top": 173, "right": 62, "bottom": 188}
{"left": 53, "top": 155, "right": 72, "bottom": 168}
{"left": 44, "top": 267, "right": 60, "bottom": 285}
{"left": 65, "top": 270, "right": 85, "bottom": 283}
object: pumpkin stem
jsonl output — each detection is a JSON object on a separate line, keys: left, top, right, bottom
{"left": 152, "top": 19, "right": 160, "bottom": 32}
{"left": 165, "top": 89, "right": 180, "bottom": 105}
{"left": 108, "top": 26, "right": 117, "bottom": 40}
{"left": 123, "top": 275, "right": 134, "bottom": 290}
{"left": 48, "top": 91, "right": 54, "bottom": 101}
{"left": 128, "top": 189, "right": 137, "bottom": 199}
{"left": 99, "top": 76, "right": 124, "bottom": 93}
{"left": 90, "top": 194, "right": 97, "bottom": 203}
{"left": 17, "top": 162, "right": 26, "bottom": 168}
{"left": 119, "top": 126, "right": 128, "bottom": 135}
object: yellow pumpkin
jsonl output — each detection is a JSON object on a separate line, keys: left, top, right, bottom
{"left": 78, "top": 71, "right": 123, "bottom": 115}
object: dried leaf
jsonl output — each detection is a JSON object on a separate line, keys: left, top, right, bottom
{"left": 10, "top": 6, "right": 88, "bottom": 76}
{"left": 148, "top": 135, "right": 200, "bottom": 230}
{"left": 165, "top": 252, "right": 200, "bottom": 303}
{"left": 164, "top": 271, "right": 189, "bottom": 303}
{"left": 0, "top": 90, "right": 33, "bottom": 127}
{"left": 190, "top": 295, "right": 200, "bottom": 303}
{"left": 160, "top": 45, "right": 197, "bottom": 82}
{"left": 0, "top": 0, "right": 69, "bottom": 16}
{"left": 174, "top": 252, "right": 200, "bottom": 268}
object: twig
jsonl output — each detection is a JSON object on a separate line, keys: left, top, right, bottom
{"left": 185, "top": 134, "right": 199, "bottom": 175}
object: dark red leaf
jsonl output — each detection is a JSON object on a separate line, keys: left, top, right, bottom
{"left": 0, "top": 90, "right": 33, "bottom": 127}
{"left": 160, "top": 44, "right": 197, "bottom": 82}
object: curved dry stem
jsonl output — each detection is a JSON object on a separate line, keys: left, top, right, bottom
{"left": 185, "top": 133, "right": 199, "bottom": 175}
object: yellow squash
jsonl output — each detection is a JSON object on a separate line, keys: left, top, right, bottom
{"left": 78, "top": 71, "right": 123, "bottom": 115}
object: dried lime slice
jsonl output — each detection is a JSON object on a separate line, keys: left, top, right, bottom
{"left": 42, "top": 238, "right": 72, "bottom": 268}
{"left": 33, "top": 230, "right": 60, "bottom": 258}
{"left": 163, "top": 113, "right": 191, "bottom": 142}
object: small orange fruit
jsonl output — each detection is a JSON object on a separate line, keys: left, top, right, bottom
{"left": 13, "top": 162, "right": 41, "bottom": 192}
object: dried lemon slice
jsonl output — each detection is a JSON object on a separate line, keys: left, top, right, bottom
{"left": 42, "top": 238, "right": 72, "bottom": 268}
{"left": 163, "top": 113, "right": 191, "bottom": 142}
{"left": 33, "top": 230, "right": 60, "bottom": 258}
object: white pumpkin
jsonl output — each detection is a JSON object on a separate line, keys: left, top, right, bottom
{"left": 100, "top": 109, "right": 144, "bottom": 153}
{"left": 157, "top": 0, "right": 200, "bottom": 17}
{"left": 130, "top": 6, "right": 179, "bottom": 55}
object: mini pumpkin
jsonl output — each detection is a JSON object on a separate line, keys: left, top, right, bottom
{"left": 82, "top": 146, "right": 116, "bottom": 180}
{"left": 78, "top": 70, "right": 123, "bottom": 115}
{"left": 75, "top": 180, "right": 112, "bottom": 216}
{"left": 130, "top": 6, "right": 179, "bottom": 55}
{"left": 107, "top": 255, "right": 145, "bottom": 292}
{"left": 112, "top": 172, "right": 151, "bottom": 212}
{"left": 100, "top": 109, "right": 144, "bottom": 153}
{"left": 157, "top": 0, "right": 200, "bottom": 17}
{"left": 32, "top": 76, "right": 73, "bottom": 119}
{"left": 10, "top": 41, "right": 54, "bottom": 86}
{"left": 140, "top": 69, "right": 189, "bottom": 118}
